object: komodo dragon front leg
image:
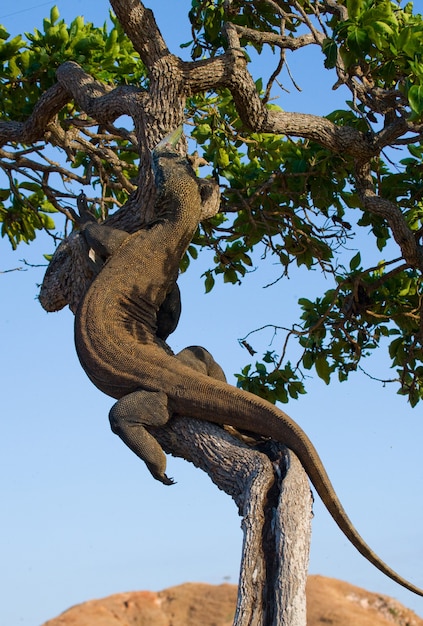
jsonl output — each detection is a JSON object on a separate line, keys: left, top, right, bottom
{"left": 109, "top": 345, "right": 227, "bottom": 485}
{"left": 77, "top": 214, "right": 182, "bottom": 343}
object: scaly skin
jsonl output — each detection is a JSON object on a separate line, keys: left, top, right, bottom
{"left": 74, "top": 133, "right": 423, "bottom": 597}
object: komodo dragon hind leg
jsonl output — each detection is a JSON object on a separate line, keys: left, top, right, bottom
{"left": 109, "top": 390, "right": 174, "bottom": 485}
{"left": 176, "top": 346, "right": 260, "bottom": 445}
{"left": 176, "top": 346, "right": 253, "bottom": 442}
{"left": 176, "top": 345, "right": 226, "bottom": 382}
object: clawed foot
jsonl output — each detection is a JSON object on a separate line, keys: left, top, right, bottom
{"left": 150, "top": 468, "right": 175, "bottom": 486}
{"left": 162, "top": 474, "right": 176, "bottom": 486}
{"left": 145, "top": 460, "right": 175, "bottom": 486}
{"left": 69, "top": 191, "right": 98, "bottom": 228}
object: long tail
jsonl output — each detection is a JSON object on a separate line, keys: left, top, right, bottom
{"left": 167, "top": 362, "right": 423, "bottom": 597}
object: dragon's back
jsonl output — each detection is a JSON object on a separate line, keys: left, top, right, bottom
{"left": 74, "top": 222, "right": 181, "bottom": 398}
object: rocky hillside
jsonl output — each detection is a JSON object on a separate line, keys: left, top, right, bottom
{"left": 42, "top": 576, "right": 423, "bottom": 626}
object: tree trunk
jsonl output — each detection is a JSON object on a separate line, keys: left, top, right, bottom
{"left": 153, "top": 419, "right": 312, "bottom": 626}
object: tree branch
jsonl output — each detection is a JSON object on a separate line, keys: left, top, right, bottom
{"left": 56, "top": 61, "right": 143, "bottom": 123}
{"left": 355, "top": 160, "right": 423, "bottom": 270}
{"left": 109, "top": 0, "right": 169, "bottom": 67}
{"left": 184, "top": 23, "right": 374, "bottom": 158}
{"left": 0, "top": 82, "right": 70, "bottom": 146}
{"left": 233, "top": 25, "right": 322, "bottom": 50}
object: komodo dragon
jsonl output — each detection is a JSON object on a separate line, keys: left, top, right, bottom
{"left": 74, "top": 128, "right": 423, "bottom": 597}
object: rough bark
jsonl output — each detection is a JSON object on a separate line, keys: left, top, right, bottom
{"left": 153, "top": 419, "right": 312, "bottom": 626}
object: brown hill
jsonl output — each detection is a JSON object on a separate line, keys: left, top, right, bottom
{"left": 42, "top": 575, "right": 423, "bottom": 626}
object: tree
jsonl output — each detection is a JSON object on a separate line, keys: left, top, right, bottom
{"left": 1, "top": 1, "right": 423, "bottom": 624}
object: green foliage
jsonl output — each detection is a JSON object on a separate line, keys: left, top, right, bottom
{"left": 297, "top": 264, "right": 423, "bottom": 405}
{"left": 0, "top": 6, "right": 146, "bottom": 116}
{"left": 3, "top": 1, "right": 423, "bottom": 405}
{"left": 186, "top": 0, "right": 312, "bottom": 57}
{"left": 326, "top": 0, "right": 423, "bottom": 116}
{"left": 188, "top": 1, "right": 423, "bottom": 118}
{"left": 235, "top": 352, "right": 305, "bottom": 404}
{"left": 0, "top": 7, "right": 145, "bottom": 247}
{"left": 0, "top": 181, "right": 57, "bottom": 249}
{"left": 188, "top": 89, "right": 355, "bottom": 288}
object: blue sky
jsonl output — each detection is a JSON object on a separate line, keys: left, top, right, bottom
{"left": 1, "top": 2, "right": 423, "bottom": 625}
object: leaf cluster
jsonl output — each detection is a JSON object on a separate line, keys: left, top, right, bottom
{"left": 0, "top": 181, "right": 56, "bottom": 249}
{"left": 0, "top": 7, "right": 145, "bottom": 117}
{"left": 297, "top": 260, "right": 423, "bottom": 405}
{"left": 0, "top": 7, "right": 145, "bottom": 248}
{"left": 188, "top": 89, "right": 356, "bottom": 289}
{"left": 236, "top": 352, "right": 305, "bottom": 404}
{"left": 324, "top": 0, "right": 423, "bottom": 116}
{"left": 185, "top": 0, "right": 308, "bottom": 58}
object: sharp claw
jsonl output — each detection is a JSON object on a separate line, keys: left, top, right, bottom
{"left": 163, "top": 475, "right": 176, "bottom": 486}
{"left": 150, "top": 469, "right": 176, "bottom": 485}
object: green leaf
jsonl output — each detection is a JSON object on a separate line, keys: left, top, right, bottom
{"left": 0, "top": 26, "right": 9, "bottom": 40}
{"left": 263, "top": 351, "right": 275, "bottom": 364}
{"left": 204, "top": 271, "right": 215, "bottom": 293}
{"left": 50, "top": 6, "right": 60, "bottom": 25}
{"left": 19, "top": 182, "right": 41, "bottom": 192}
{"left": 187, "top": 244, "right": 198, "bottom": 259}
{"left": 223, "top": 268, "right": 238, "bottom": 284}
{"left": 408, "top": 388, "right": 419, "bottom": 408}
{"left": 217, "top": 148, "right": 230, "bottom": 168}
{"left": 256, "top": 362, "right": 267, "bottom": 374}
{"left": 408, "top": 144, "right": 423, "bottom": 158}
{"left": 398, "top": 277, "right": 412, "bottom": 296}
{"left": 347, "top": 0, "right": 364, "bottom": 20}
{"left": 322, "top": 38, "right": 338, "bottom": 69}
{"left": 39, "top": 213, "right": 55, "bottom": 230}
{"left": 298, "top": 297, "right": 313, "bottom": 309}
{"left": 315, "top": 355, "right": 331, "bottom": 384}
{"left": 408, "top": 85, "right": 423, "bottom": 116}
{"left": 397, "top": 25, "right": 422, "bottom": 58}
{"left": 349, "top": 251, "right": 361, "bottom": 271}
{"left": 302, "top": 351, "right": 313, "bottom": 370}
{"left": 347, "top": 26, "right": 370, "bottom": 54}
